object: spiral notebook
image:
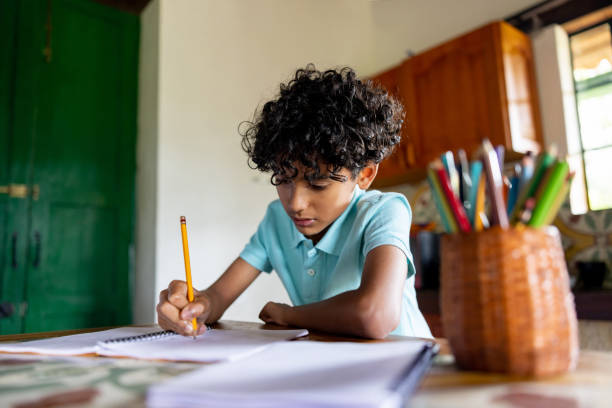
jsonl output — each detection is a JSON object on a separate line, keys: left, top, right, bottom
{"left": 0, "top": 327, "right": 309, "bottom": 363}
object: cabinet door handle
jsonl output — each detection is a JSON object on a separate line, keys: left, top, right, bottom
{"left": 11, "top": 232, "right": 17, "bottom": 269}
{"left": 33, "top": 231, "right": 41, "bottom": 268}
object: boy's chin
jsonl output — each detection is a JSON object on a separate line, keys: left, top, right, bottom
{"left": 298, "top": 226, "right": 319, "bottom": 236}
{"left": 300, "top": 225, "right": 331, "bottom": 243}
{"left": 295, "top": 223, "right": 317, "bottom": 235}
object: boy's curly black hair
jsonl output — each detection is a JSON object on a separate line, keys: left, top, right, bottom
{"left": 240, "top": 64, "right": 404, "bottom": 185}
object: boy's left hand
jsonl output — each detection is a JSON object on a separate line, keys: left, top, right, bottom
{"left": 259, "top": 302, "right": 291, "bottom": 326}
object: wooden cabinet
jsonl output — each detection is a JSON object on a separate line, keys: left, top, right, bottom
{"left": 371, "top": 21, "right": 542, "bottom": 187}
{"left": 370, "top": 65, "right": 419, "bottom": 184}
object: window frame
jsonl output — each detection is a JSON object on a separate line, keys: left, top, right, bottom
{"left": 568, "top": 18, "right": 612, "bottom": 211}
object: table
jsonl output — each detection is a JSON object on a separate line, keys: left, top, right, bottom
{"left": 1, "top": 321, "right": 611, "bottom": 407}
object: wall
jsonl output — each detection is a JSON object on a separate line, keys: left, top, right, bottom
{"left": 369, "top": 0, "right": 541, "bottom": 70}
{"left": 146, "top": 0, "right": 377, "bottom": 323}
{"left": 135, "top": 0, "right": 159, "bottom": 323}
{"left": 137, "top": 0, "right": 544, "bottom": 324}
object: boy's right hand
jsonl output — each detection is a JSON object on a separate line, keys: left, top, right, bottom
{"left": 157, "top": 280, "right": 210, "bottom": 336}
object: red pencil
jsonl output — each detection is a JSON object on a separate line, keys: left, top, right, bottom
{"left": 435, "top": 166, "right": 472, "bottom": 233}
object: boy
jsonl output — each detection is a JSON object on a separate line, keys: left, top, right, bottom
{"left": 157, "top": 65, "right": 432, "bottom": 339}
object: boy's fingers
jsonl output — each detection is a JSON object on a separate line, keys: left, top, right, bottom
{"left": 156, "top": 300, "right": 194, "bottom": 335}
{"left": 195, "top": 324, "right": 208, "bottom": 336}
{"left": 159, "top": 313, "right": 193, "bottom": 336}
{"left": 180, "top": 302, "right": 205, "bottom": 321}
{"left": 167, "top": 280, "right": 189, "bottom": 308}
{"left": 156, "top": 287, "right": 203, "bottom": 337}
{"left": 157, "top": 305, "right": 183, "bottom": 334}
{"left": 158, "top": 289, "right": 168, "bottom": 304}
{"left": 258, "top": 307, "right": 270, "bottom": 323}
{"left": 156, "top": 299, "right": 180, "bottom": 323}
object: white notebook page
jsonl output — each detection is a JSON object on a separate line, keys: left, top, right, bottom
{"left": 97, "top": 328, "right": 308, "bottom": 362}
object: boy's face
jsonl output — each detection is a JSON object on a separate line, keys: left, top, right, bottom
{"left": 276, "top": 162, "right": 373, "bottom": 244}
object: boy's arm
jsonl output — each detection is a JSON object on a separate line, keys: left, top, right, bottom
{"left": 157, "top": 257, "right": 260, "bottom": 336}
{"left": 259, "top": 244, "right": 406, "bottom": 339}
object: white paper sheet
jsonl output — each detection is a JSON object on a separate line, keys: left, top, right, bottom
{"left": 0, "top": 327, "right": 155, "bottom": 355}
{"left": 148, "top": 340, "right": 432, "bottom": 408}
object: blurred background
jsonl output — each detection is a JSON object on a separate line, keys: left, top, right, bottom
{"left": 1, "top": 0, "right": 611, "bottom": 339}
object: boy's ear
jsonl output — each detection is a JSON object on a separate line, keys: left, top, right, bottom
{"left": 357, "top": 163, "right": 378, "bottom": 190}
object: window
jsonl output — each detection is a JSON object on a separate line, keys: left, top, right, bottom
{"left": 569, "top": 21, "right": 612, "bottom": 211}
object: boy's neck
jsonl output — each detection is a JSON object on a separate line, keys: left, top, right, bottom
{"left": 307, "top": 226, "right": 329, "bottom": 246}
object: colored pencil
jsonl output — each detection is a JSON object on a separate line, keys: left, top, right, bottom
{"left": 481, "top": 139, "right": 509, "bottom": 229}
{"left": 474, "top": 175, "right": 486, "bottom": 231}
{"left": 518, "top": 152, "right": 535, "bottom": 192}
{"left": 427, "top": 167, "right": 458, "bottom": 233}
{"left": 495, "top": 145, "right": 505, "bottom": 173}
{"left": 457, "top": 149, "right": 471, "bottom": 206}
{"left": 434, "top": 165, "right": 472, "bottom": 233}
{"left": 507, "top": 164, "right": 521, "bottom": 215}
{"left": 468, "top": 161, "right": 483, "bottom": 227}
{"left": 441, "top": 151, "right": 460, "bottom": 198}
{"left": 511, "top": 151, "right": 556, "bottom": 223}
{"left": 542, "top": 172, "right": 574, "bottom": 225}
{"left": 533, "top": 158, "right": 559, "bottom": 204}
{"left": 528, "top": 161, "right": 570, "bottom": 227}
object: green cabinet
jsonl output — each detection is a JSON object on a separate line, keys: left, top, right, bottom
{"left": 0, "top": 0, "right": 139, "bottom": 333}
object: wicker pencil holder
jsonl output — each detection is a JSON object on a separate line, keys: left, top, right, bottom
{"left": 440, "top": 226, "right": 579, "bottom": 377}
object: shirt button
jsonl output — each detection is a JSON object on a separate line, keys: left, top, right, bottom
{"left": 307, "top": 249, "right": 317, "bottom": 257}
{"left": 307, "top": 269, "right": 316, "bottom": 276}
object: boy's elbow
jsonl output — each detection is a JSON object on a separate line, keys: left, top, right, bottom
{"left": 355, "top": 296, "right": 400, "bottom": 340}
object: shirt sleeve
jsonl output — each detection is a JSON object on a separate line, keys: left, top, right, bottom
{"left": 362, "top": 195, "right": 416, "bottom": 278}
{"left": 239, "top": 205, "right": 273, "bottom": 273}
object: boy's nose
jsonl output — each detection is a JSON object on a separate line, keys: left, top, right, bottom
{"left": 288, "top": 186, "right": 308, "bottom": 214}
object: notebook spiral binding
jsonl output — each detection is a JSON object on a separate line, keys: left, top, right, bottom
{"left": 102, "top": 326, "right": 213, "bottom": 344}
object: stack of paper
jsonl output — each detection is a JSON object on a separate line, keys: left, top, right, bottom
{"left": 0, "top": 327, "right": 308, "bottom": 363}
{"left": 148, "top": 340, "right": 435, "bottom": 408}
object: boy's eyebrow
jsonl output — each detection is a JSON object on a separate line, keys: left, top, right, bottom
{"left": 308, "top": 173, "right": 347, "bottom": 182}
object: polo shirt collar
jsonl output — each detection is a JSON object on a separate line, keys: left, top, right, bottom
{"left": 290, "top": 186, "right": 364, "bottom": 255}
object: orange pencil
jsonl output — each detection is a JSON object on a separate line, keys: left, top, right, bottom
{"left": 180, "top": 216, "right": 198, "bottom": 339}
{"left": 474, "top": 176, "right": 486, "bottom": 231}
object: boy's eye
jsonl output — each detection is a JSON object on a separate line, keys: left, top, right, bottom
{"left": 275, "top": 177, "right": 292, "bottom": 185}
{"left": 309, "top": 183, "right": 327, "bottom": 191}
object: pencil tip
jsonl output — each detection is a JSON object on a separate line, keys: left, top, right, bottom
{"left": 180, "top": 216, "right": 186, "bottom": 223}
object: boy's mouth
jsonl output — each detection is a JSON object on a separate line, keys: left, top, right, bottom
{"left": 292, "top": 217, "right": 315, "bottom": 227}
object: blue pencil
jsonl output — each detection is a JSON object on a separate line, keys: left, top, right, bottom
{"left": 507, "top": 174, "right": 520, "bottom": 215}
{"left": 467, "top": 161, "right": 483, "bottom": 228}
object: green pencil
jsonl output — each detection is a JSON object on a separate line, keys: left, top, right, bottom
{"left": 528, "top": 161, "right": 569, "bottom": 227}
{"left": 541, "top": 173, "right": 574, "bottom": 225}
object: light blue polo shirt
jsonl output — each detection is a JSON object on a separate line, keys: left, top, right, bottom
{"left": 239, "top": 186, "right": 432, "bottom": 338}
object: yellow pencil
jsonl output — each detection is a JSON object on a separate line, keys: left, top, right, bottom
{"left": 474, "top": 176, "right": 486, "bottom": 231}
{"left": 180, "top": 216, "right": 198, "bottom": 339}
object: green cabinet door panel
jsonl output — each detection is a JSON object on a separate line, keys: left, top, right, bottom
{"left": 0, "top": 0, "right": 30, "bottom": 335}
